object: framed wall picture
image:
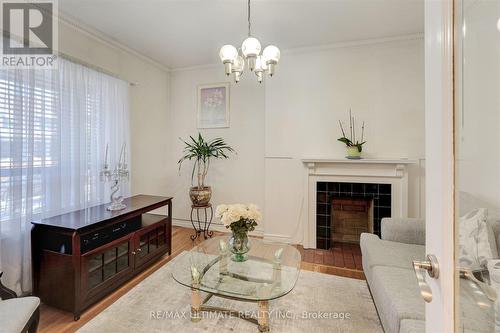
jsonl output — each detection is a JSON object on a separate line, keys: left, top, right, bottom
{"left": 197, "top": 83, "right": 230, "bottom": 128}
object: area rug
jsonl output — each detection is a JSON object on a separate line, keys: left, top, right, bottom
{"left": 78, "top": 252, "right": 382, "bottom": 333}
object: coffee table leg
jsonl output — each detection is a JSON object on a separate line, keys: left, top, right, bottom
{"left": 191, "top": 288, "right": 202, "bottom": 322}
{"left": 257, "top": 301, "right": 270, "bottom": 332}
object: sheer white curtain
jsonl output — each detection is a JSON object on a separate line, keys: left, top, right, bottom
{"left": 0, "top": 58, "right": 130, "bottom": 294}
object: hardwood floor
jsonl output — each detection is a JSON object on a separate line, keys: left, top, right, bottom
{"left": 298, "top": 242, "right": 365, "bottom": 280}
{"left": 38, "top": 226, "right": 365, "bottom": 333}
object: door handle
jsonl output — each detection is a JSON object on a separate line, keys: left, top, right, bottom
{"left": 460, "top": 268, "right": 497, "bottom": 302}
{"left": 412, "top": 254, "right": 439, "bottom": 303}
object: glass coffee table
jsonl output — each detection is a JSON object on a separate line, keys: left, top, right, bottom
{"left": 172, "top": 236, "right": 301, "bottom": 332}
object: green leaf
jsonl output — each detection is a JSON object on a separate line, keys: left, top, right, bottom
{"left": 356, "top": 141, "right": 366, "bottom": 152}
{"left": 337, "top": 137, "right": 353, "bottom": 146}
{"left": 178, "top": 133, "right": 236, "bottom": 186}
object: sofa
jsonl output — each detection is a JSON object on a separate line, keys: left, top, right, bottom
{"left": 0, "top": 272, "right": 40, "bottom": 333}
{"left": 361, "top": 218, "right": 426, "bottom": 333}
{"left": 361, "top": 217, "right": 495, "bottom": 333}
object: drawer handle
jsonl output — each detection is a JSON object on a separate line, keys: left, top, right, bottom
{"left": 412, "top": 254, "right": 439, "bottom": 303}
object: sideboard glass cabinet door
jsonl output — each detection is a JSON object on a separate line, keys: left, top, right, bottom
{"left": 82, "top": 234, "right": 135, "bottom": 293}
{"left": 134, "top": 222, "right": 169, "bottom": 269}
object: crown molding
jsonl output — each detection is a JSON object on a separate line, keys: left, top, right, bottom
{"left": 56, "top": 10, "right": 171, "bottom": 73}
{"left": 170, "top": 63, "right": 220, "bottom": 73}
{"left": 283, "top": 33, "right": 424, "bottom": 55}
{"left": 171, "top": 32, "right": 424, "bottom": 73}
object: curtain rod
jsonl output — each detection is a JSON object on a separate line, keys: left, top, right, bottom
{"left": 57, "top": 52, "right": 138, "bottom": 86}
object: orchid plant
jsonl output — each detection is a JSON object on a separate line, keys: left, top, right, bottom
{"left": 338, "top": 110, "right": 366, "bottom": 152}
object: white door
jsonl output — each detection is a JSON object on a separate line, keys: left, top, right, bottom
{"left": 424, "top": 0, "right": 455, "bottom": 331}
{"left": 425, "top": 0, "right": 499, "bottom": 332}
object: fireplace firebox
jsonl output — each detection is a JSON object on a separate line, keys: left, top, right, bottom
{"left": 331, "top": 196, "right": 374, "bottom": 244}
{"left": 316, "top": 182, "right": 391, "bottom": 249}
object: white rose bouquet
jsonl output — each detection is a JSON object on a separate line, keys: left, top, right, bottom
{"left": 215, "top": 203, "right": 262, "bottom": 238}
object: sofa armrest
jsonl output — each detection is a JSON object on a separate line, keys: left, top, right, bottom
{"left": 381, "top": 217, "right": 426, "bottom": 245}
{"left": 0, "top": 272, "right": 17, "bottom": 300}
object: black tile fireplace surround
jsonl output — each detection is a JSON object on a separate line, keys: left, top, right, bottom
{"left": 316, "top": 181, "right": 392, "bottom": 249}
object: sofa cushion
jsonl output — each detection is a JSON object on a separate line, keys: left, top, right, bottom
{"left": 381, "top": 218, "right": 426, "bottom": 245}
{"left": 400, "top": 312, "right": 493, "bottom": 333}
{"left": 398, "top": 316, "right": 489, "bottom": 333}
{"left": 0, "top": 296, "right": 40, "bottom": 333}
{"left": 458, "top": 278, "right": 494, "bottom": 333}
{"left": 459, "top": 191, "right": 500, "bottom": 255}
{"left": 369, "top": 266, "right": 424, "bottom": 333}
{"left": 360, "top": 233, "right": 425, "bottom": 271}
{"left": 459, "top": 208, "right": 498, "bottom": 269}
{"left": 399, "top": 319, "right": 424, "bottom": 333}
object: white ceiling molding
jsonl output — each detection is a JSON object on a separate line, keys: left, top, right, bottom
{"left": 171, "top": 33, "right": 424, "bottom": 73}
{"left": 170, "top": 63, "right": 221, "bottom": 74}
{"left": 57, "top": 10, "right": 171, "bottom": 73}
{"left": 283, "top": 33, "right": 424, "bottom": 56}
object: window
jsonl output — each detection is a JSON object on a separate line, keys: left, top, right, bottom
{"left": 0, "top": 70, "right": 58, "bottom": 221}
{"left": 0, "top": 58, "right": 130, "bottom": 222}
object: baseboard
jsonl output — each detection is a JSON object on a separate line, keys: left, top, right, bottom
{"left": 172, "top": 218, "right": 264, "bottom": 237}
{"left": 263, "top": 233, "right": 292, "bottom": 244}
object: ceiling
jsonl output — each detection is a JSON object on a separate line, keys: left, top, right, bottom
{"left": 59, "top": 0, "right": 424, "bottom": 69}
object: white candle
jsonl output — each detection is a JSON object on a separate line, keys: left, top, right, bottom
{"left": 123, "top": 143, "right": 127, "bottom": 167}
{"left": 104, "top": 143, "right": 109, "bottom": 168}
{"left": 118, "top": 143, "right": 125, "bottom": 167}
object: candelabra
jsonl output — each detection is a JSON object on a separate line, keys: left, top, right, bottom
{"left": 101, "top": 143, "right": 129, "bottom": 211}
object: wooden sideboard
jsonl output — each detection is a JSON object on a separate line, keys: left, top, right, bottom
{"left": 31, "top": 195, "right": 172, "bottom": 320}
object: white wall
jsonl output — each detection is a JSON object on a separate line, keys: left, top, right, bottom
{"left": 58, "top": 23, "right": 425, "bottom": 244}
{"left": 264, "top": 37, "right": 425, "bottom": 243}
{"left": 57, "top": 19, "right": 171, "bottom": 203}
{"left": 168, "top": 67, "right": 265, "bottom": 233}
{"left": 169, "top": 37, "right": 425, "bottom": 243}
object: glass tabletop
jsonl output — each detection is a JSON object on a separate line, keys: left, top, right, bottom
{"left": 172, "top": 236, "right": 301, "bottom": 301}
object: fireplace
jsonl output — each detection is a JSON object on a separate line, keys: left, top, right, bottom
{"left": 331, "top": 196, "right": 374, "bottom": 244}
{"left": 316, "top": 182, "right": 392, "bottom": 249}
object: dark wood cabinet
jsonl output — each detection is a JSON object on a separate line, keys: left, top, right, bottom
{"left": 31, "top": 195, "right": 172, "bottom": 320}
{"left": 134, "top": 215, "right": 170, "bottom": 270}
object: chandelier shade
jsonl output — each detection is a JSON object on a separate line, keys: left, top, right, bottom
{"left": 219, "top": 45, "right": 238, "bottom": 62}
{"left": 263, "top": 45, "right": 280, "bottom": 63}
{"left": 219, "top": 45, "right": 239, "bottom": 75}
{"left": 218, "top": 0, "right": 280, "bottom": 83}
{"left": 242, "top": 37, "right": 262, "bottom": 57}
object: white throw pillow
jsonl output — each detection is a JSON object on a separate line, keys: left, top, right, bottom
{"left": 458, "top": 208, "right": 498, "bottom": 269}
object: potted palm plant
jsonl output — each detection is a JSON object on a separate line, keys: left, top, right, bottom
{"left": 178, "top": 133, "right": 235, "bottom": 206}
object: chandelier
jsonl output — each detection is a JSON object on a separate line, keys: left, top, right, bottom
{"left": 219, "top": 0, "right": 280, "bottom": 83}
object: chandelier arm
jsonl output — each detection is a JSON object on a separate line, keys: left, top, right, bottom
{"left": 247, "top": 0, "right": 251, "bottom": 36}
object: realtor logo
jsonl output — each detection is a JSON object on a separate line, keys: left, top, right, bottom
{"left": 1, "top": 0, "right": 58, "bottom": 68}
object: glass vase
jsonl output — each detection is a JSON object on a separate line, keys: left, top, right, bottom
{"left": 228, "top": 232, "right": 250, "bottom": 262}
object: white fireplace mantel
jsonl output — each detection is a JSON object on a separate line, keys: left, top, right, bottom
{"left": 301, "top": 158, "right": 417, "bottom": 249}
{"left": 302, "top": 158, "right": 416, "bottom": 178}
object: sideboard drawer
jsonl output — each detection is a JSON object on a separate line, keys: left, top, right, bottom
{"left": 80, "top": 217, "right": 141, "bottom": 253}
